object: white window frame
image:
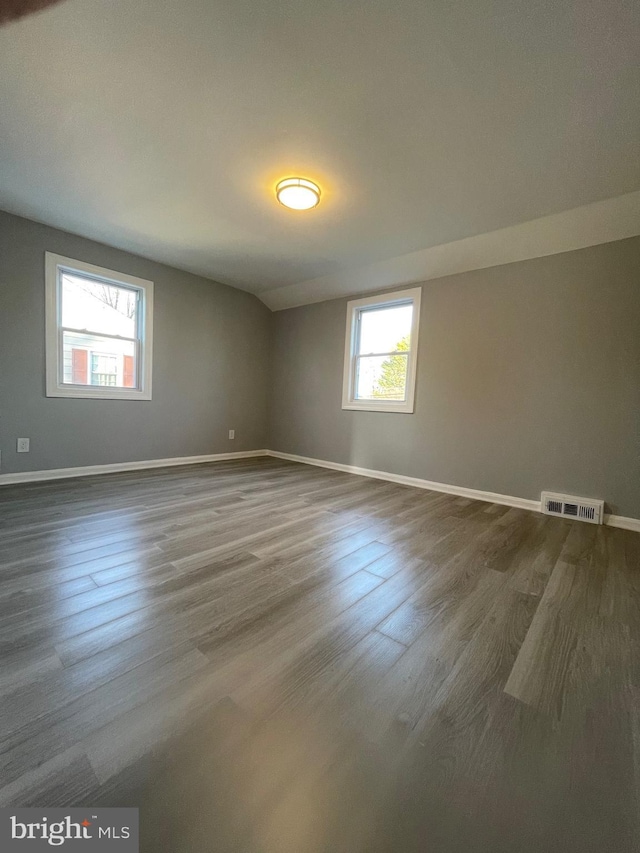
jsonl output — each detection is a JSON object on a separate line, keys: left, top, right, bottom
{"left": 45, "top": 252, "right": 154, "bottom": 400}
{"left": 342, "top": 287, "right": 421, "bottom": 413}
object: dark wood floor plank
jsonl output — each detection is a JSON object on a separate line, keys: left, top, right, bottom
{"left": 504, "top": 523, "right": 604, "bottom": 715}
{"left": 0, "top": 745, "right": 99, "bottom": 809}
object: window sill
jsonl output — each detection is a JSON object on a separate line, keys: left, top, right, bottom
{"left": 46, "top": 386, "right": 152, "bottom": 401}
{"left": 342, "top": 401, "right": 414, "bottom": 414}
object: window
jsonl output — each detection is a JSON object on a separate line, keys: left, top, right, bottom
{"left": 45, "top": 253, "right": 153, "bottom": 400}
{"left": 342, "top": 287, "right": 421, "bottom": 413}
{"left": 90, "top": 353, "right": 118, "bottom": 386}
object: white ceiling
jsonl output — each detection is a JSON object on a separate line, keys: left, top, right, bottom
{"left": 1, "top": 0, "right": 639, "bottom": 310}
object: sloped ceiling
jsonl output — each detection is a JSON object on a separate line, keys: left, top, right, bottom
{"left": 1, "top": 0, "right": 639, "bottom": 309}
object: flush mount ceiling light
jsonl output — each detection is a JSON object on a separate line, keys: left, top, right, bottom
{"left": 275, "top": 177, "right": 321, "bottom": 210}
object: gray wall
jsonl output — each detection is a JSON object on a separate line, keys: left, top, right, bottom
{"left": 0, "top": 210, "right": 271, "bottom": 474}
{"left": 3, "top": 207, "right": 639, "bottom": 518}
{"left": 270, "top": 237, "right": 640, "bottom": 518}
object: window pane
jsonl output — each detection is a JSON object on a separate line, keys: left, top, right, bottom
{"left": 63, "top": 332, "right": 137, "bottom": 389}
{"left": 61, "top": 273, "right": 137, "bottom": 338}
{"left": 358, "top": 303, "right": 412, "bottom": 355}
{"left": 355, "top": 353, "right": 408, "bottom": 401}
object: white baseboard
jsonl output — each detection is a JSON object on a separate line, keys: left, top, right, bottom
{"left": 603, "top": 514, "right": 640, "bottom": 532}
{"left": 266, "top": 450, "right": 640, "bottom": 532}
{"left": 2, "top": 447, "right": 638, "bottom": 533}
{"left": 0, "top": 450, "right": 269, "bottom": 486}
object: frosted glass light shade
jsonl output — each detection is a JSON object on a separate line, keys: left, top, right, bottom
{"left": 276, "top": 177, "right": 321, "bottom": 210}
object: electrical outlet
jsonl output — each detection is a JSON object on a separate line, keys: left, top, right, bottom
{"left": 228, "top": 430, "right": 235, "bottom": 440}
{"left": 17, "top": 438, "right": 30, "bottom": 453}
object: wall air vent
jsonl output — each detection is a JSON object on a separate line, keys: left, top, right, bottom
{"left": 541, "top": 492, "right": 603, "bottom": 525}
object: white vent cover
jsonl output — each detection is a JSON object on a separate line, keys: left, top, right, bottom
{"left": 541, "top": 491, "right": 604, "bottom": 524}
